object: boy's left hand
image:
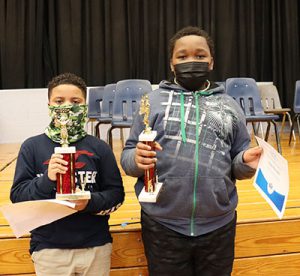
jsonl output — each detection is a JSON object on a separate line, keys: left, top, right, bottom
{"left": 243, "top": 146, "right": 263, "bottom": 169}
{"left": 69, "top": 199, "right": 89, "bottom": 211}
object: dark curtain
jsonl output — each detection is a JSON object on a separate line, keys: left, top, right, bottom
{"left": 0, "top": 0, "right": 300, "bottom": 108}
{"left": 0, "top": 0, "right": 45, "bottom": 88}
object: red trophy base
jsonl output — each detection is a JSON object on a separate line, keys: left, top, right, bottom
{"left": 55, "top": 146, "right": 91, "bottom": 200}
{"left": 138, "top": 130, "right": 162, "bottom": 203}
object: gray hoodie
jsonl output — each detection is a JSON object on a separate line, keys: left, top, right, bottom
{"left": 121, "top": 80, "right": 256, "bottom": 236}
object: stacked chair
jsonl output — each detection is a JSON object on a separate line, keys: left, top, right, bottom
{"left": 107, "top": 79, "right": 153, "bottom": 149}
{"left": 87, "top": 80, "right": 153, "bottom": 148}
{"left": 87, "top": 86, "right": 105, "bottom": 136}
{"left": 94, "top": 83, "right": 117, "bottom": 139}
{"left": 225, "top": 77, "right": 282, "bottom": 154}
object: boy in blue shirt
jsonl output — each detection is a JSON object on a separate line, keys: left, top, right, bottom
{"left": 11, "top": 73, "right": 124, "bottom": 276}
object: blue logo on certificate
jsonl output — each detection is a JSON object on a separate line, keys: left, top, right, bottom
{"left": 255, "top": 169, "right": 285, "bottom": 213}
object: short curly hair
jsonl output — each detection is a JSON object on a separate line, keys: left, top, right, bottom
{"left": 48, "top": 72, "right": 87, "bottom": 100}
{"left": 168, "top": 26, "right": 215, "bottom": 60}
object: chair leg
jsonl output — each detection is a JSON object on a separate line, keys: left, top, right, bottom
{"left": 297, "top": 114, "right": 300, "bottom": 139}
{"left": 279, "top": 113, "right": 286, "bottom": 138}
{"left": 289, "top": 116, "right": 295, "bottom": 145}
{"left": 286, "top": 112, "right": 296, "bottom": 141}
{"left": 95, "top": 122, "right": 101, "bottom": 138}
{"left": 271, "top": 120, "right": 282, "bottom": 154}
{"left": 107, "top": 126, "right": 113, "bottom": 149}
{"left": 264, "top": 122, "right": 271, "bottom": 141}
{"left": 252, "top": 123, "right": 257, "bottom": 136}
{"left": 252, "top": 122, "right": 265, "bottom": 138}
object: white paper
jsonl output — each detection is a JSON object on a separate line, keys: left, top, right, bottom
{"left": 253, "top": 136, "right": 289, "bottom": 219}
{"left": 0, "top": 199, "right": 77, "bottom": 238}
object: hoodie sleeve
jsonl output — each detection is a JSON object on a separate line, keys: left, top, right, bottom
{"left": 84, "top": 144, "right": 125, "bottom": 214}
{"left": 10, "top": 142, "right": 56, "bottom": 203}
{"left": 230, "top": 100, "right": 257, "bottom": 180}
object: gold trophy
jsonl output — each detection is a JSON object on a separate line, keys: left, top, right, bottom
{"left": 53, "top": 107, "right": 91, "bottom": 200}
{"left": 138, "top": 94, "right": 162, "bottom": 203}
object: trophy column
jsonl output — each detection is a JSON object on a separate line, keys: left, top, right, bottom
{"left": 54, "top": 146, "right": 91, "bottom": 200}
{"left": 55, "top": 146, "right": 76, "bottom": 196}
{"left": 137, "top": 95, "right": 162, "bottom": 203}
{"left": 52, "top": 106, "right": 90, "bottom": 201}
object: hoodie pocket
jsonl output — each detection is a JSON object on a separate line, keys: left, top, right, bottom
{"left": 196, "top": 176, "right": 233, "bottom": 217}
{"left": 155, "top": 176, "right": 195, "bottom": 218}
{"left": 153, "top": 176, "right": 233, "bottom": 219}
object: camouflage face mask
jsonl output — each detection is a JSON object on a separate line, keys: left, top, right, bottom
{"left": 45, "top": 104, "right": 88, "bottom": 145}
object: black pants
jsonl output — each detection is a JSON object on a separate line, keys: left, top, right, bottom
{"left": 141, "top": 211, "right": 236, "bottom": 276}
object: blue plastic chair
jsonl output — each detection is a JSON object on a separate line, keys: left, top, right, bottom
{"left": 87, "top": 86, "right": 105, "bottom": 135}
{"left": 94, "top": 83, "right": 116, "bottom": 138}
{"left": 289, "top": 81, "right": 300, "bottom": 144}
{"left": 107, "top": 79, "right": 152, "bottom": 149}
{"left": 225, "top": 78, "right": 282, "bottom": 153}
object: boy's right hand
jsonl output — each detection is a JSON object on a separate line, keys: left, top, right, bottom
{"left": 48, "top": 153, "right": 69, "bottom": 181}
{"left": 135, "top": 142, "right": 162, "bottom": 170}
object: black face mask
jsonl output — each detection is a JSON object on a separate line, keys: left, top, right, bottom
{"left": 174, "top": 61, "right": 210, "bottom": 91}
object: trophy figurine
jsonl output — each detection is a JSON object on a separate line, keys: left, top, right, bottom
{"left": 138, "top": 94, "right": 162, "bottom": 203}
{"left": 54, "top": 107, "right": 91, "bottom": 200}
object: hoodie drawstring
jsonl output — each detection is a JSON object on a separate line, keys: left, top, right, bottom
{"left": 180, "top": 92, "right": 187, "bottom": 143}
{"left": 180, "top": 81, "right": 213, "bottom": 143}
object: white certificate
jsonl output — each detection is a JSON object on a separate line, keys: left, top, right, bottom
{"left": 0, "top": 200, "right": 77, "bottom": 238}
{"left": 253, "top": 136, "right": 289, "bottom": 219}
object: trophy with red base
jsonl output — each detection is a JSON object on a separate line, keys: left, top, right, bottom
{"left": 138, "top": 95, "right": 162, "bottom": 203}
{"left": 53, "top": 107, "right": 90, "bottom": 200}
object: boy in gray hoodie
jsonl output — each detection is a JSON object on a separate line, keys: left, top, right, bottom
{"left": 121, "top": 26, "right": 262, "bottom": 276}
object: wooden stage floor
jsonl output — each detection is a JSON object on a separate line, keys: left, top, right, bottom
{"left": 1, "top": 130, "right": 300, "bottom": 275}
